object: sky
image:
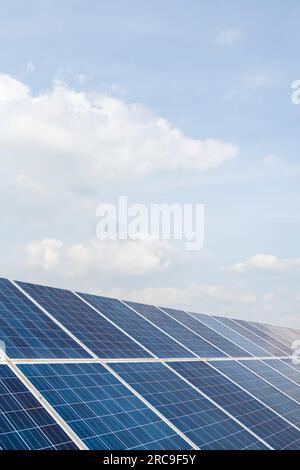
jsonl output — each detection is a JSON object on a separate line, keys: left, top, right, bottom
{"left": 0, "top": 0, "right": 299, "bottom": 327}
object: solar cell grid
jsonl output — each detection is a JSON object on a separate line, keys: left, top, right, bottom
{"left": 233, "top": 320, "right": 292, "bottom": 355}
{"left": 263, "top": 359, "right": 300, "bottom": 386}
{"left": 78, "top": 294, "right": 194, "bottom": 358}
{"left": 0, "top": 364, "right": 78, "bottom": 450}
{"left": 112, "top": 361, "right": 268, "bottom": 450}
{"left": 0, "top": 276, "right": 297, "bottom": 451}
{"left": 252, "top": 322, "right": 293, "bottom": 348}
{"left": 213, "top": 360, "right": 300, "bottom": 429}
{"left": 17, "top": 282, "right": 150, "bottom": 359}
{"left": 240, "top": 360, "right": 300, "bottom": 403}
{"left": 271, "top": 326, "right": 300, "bottom": 344}
{"left": 0, "top": 279, "right": 89, "bottom": 359}
{"left": 19, "top": 362, "right": 190, "bottom": 450}
{"left": 170, "top": 361, "right": 300, "bottom": 449}
{"left": 215, "top": 317, "right": 284, "bottom": 356}
{"left": 125, "top": 301, "right": 223, "bottom": 358}
{"left": 192, "top": 313, "right": 268, "bottom": 357}
{"left": 161, "top": 307, "right": 249, "bottom": 357}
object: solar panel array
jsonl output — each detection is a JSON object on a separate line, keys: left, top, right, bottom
{"left": 0, "top": 277, "right": 299, "bottom": 450}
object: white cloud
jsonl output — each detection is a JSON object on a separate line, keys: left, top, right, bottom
{"left": 215, "top": 28, "right": 245, "bottom": 46}
{"left": 25, "top": 238, "right": 175, "bottom": 277}
{"left": 0, "top": 73, "right": 238, "bottom": 194}
{"left": 0, "top": 74, "right": 29, "bottom": 104}
{"left": 228, "top": 253, "right": 300, "bottom": 273}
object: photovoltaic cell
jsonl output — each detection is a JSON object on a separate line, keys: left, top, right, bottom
{"left": 78, "top": 294, "right": 193, "bottom": 358}
{"left": 239, "top": 359, "right": 300, "bottom": 403}
{"left": 263, "top": 359, "right": 300, "bottom": 386}
{"left": 251, "top": 322, "right": 293, "bottom": 348}
{"left": 0, "top": 365, "right": 77, "bottom": 450}
{"left": 112, "top": 362, "right": 267, "bottom": 450}
{"left": 233, "top": 319, "right": 291, "bottom": 355}
{"left": 19, "top": 363, "right": 190, "bottom": 450}
{"left": 215, "top": 317, "right": 284, "bottom": 356}
{"left": 0, "top": 278, "right": 89, "bottom": 359}
{"left": 281, "top": 360, "right": 300, "bottom": 376}
{"left": 0, "top": 275, "right": 297, "bottom": 451}
{"left": 161, "top": 307, "right": 248, "bottom": 357}
{"left": 213, "top": 360, "right": 300, "bottom": 429}
{"left": 266, "top": 325, "right": 300, "bottom": 345}
{"left": 190, "top": 313, "right": 268, "bottom": 357}
{"left": 170, "top": 361, "right": 300, "bottom": 449}
{"left": 17, "top": 282, "right": 150, "bottom": 359}
{"left": 125, "top": 302, "right": 222, "bottom": 358}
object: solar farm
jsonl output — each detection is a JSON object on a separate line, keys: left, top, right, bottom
{"left": 0, "top": 277, "right": 300, "bottom": 450}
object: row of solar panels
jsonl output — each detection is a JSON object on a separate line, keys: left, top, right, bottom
{"left": 0, "top": 278, "right": 298, "bottom": 360}
{"left": 1, "top": 357, "right": 300, "bottom": 450}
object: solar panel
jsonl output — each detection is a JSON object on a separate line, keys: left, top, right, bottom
{"left": 161, "top": 307, "right": 249, "bottom": 357}
{"left": 111, "top": 362, "right": 268, "bottom": 450}
{"left": 190, "top": 313, "right": 269, "bottom": 357}
{"left": 0, "top": 277, "right": 298, "bottom": 450}
{"left": 213, "top": 316, "right": 284, "bottom": 356}
{"left": 19, "top": 362, "right": 191, "bottom": 450}
{"left": 0, "top": 278, "right": 89, "bottom": 359}
{"left": 239, "top": 359, "right": 300, "bottom": 403}
{"left": 232, "top": 319, "right": 292, "bottom": 355}
{"left": 251, "top": 322, "right": 293, "bottom": 348}
{"left": 265, "top": 325, "right": 300, "bottom": 345}
{"left": 78, "top": 294, "right": 194, "bottom": 358}
{"left": 262, "top": 359, "right": 300, "bottom": 386}
{"left": 213, "top": 360, "right": 300, "bottom": 429}
{"left": 124, "top": 301, "right": 224, "bottom": 358}
{"left": 0, "top": 364, "right": 78, "bottom": 450}
{"left": 169, "top": 361, "right": 300, "bottom": 449}
{"left": 17, "top": 282, "right": 150, "bottom": 359}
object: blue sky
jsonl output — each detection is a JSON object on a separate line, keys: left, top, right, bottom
{"left": 0, "top": 0, "right": 299, "bottom": 326}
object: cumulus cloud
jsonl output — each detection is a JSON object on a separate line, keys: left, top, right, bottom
{"left": 227, "top": 253, "right": 300, "bottom": 273}
{"left": 24, "top": 238, "right": 175, "bottom": 278}
{"left": 0, "top": 73, "right": 238, "bottom": 194}
{"left": 215, "top": 28, "right": 245, "bottom": 46}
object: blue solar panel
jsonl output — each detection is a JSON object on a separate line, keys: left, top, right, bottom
{"left": 266, "top": 325, "right": 300, "bottom": 345}
{"left": 17, "top": 282, "right": 150, "bottom": 359}
{"left": 125, "top": 302, "right": 223, "bottom": 358}
{"left": 239, "top": 359, "right": 300, "bottom": 403}
{"left": 252, "top": 322, "right": 293, "bottom": 348}
{"left": 19, "top": 362, "right": 190, "bottom": 450}
{"left": 213, "top": 360, "right": 300, "bottom": 429}
{"left": 233, "top": 319, "right": 291, "bottom": 355}
{"left": 0, "top": 364, "right": 78, "bottom": 450}
{"left": 281, "top": 360, "right": 300, "bottom": 376}
{"left": 0, "top": 276, "right": 296, "bottom": 451}
{"left": 263, "top": 359, "right": 300, "bottom": 386}
{"left": 214, "top": 317, "right": 284, "bottom": 356}
{"left": 0, "top": 278, "right": 89, "bottom": 359}
{"left": 78, "top": 294, "right": 194, "bottom": 358}
{"left": 170, "top": 361, "right": 300, "bottom": 449}
{"left": 161, "top": 307, "right": 248, "bottom": 357}
{"left": 111, "top": 362, "right": 268, "bottom": 449}
{"left": 190, "top": 313, "right": 268, "bottom": 357}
